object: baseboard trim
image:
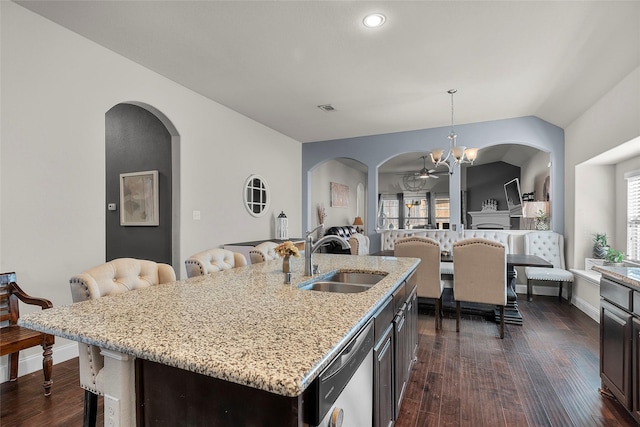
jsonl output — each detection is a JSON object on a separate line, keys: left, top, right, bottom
{"left": 1, "top": 342, "right": 78, "bottom": 384}
{"left": 515, "top": 283, "right": 599, "bottom": 322}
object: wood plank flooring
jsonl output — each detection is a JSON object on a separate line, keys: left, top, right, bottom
{"left": 1, "top": 296, "right": 637, "bottom": 426}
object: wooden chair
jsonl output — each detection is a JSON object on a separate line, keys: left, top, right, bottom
{"left": 0, "top": 272, "right": 55, "bottom": 395}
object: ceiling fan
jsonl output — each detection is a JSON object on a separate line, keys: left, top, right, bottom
{"left": 402, "top": 156, "right": 447, "bottom": 179}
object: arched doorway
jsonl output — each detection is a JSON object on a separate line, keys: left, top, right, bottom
{"left": 105, "top": 103, "right": 180, "bottom": 267}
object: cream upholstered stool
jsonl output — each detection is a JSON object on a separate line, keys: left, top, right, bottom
{"left": 69, "top": 258, "right": 176, "bottom": 427}
{"left": 524, "top": 231, "right": 574, "bottom": 304}
{"left": 394, "top": 236, "right": 444, "bottom": 330}
{"left": 453, "top": 238, "right": 507, "bottom": 339}
{"left": 348, "top": 233, "right": 370, "bottom": 255}
{"left": 249, "top": 241, "right": 278, "bottom": 264}
{"left": 185, "top": 248, "right": 247, "bottom": 278}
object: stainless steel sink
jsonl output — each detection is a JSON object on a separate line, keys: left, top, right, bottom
{"left": 298, "top": 271, "right": 387, "bottom": 293}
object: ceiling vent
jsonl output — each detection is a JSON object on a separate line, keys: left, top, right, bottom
{"left": 317, "top": 104, "right": 336, "bottom": 112}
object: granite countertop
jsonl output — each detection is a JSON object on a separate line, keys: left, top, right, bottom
{"left": 19, "top": 253, "right": 418, "bottom": 397}
{"left": 592, "top": 265, "right": 640, "bottom": 290}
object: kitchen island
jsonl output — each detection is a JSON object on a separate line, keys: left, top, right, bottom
{"left": 19, "top": 253, "right": 419, "bottom": 426}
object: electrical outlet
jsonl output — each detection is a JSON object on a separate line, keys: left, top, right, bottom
{"left": 193, "top": 210, "right": 201, "bottom": 220}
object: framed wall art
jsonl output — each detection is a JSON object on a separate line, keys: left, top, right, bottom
{"left": 120, "top": 170, "right": 159, "bottom": 226}
{"left": 330, "top": 182, "right": 349, "bottom": 208}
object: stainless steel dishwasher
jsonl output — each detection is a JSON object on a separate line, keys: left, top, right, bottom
{"left": 306, "top": 320, "right": 374, "bottom": 427}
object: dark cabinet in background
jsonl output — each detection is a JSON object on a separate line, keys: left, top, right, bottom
{"left": 599, "top": 274, "right": 639, "bottom": 424}
{"left": 374, "top": 324, "right": 394, "bottom": 427}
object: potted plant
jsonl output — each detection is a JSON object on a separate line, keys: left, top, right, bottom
{"left": 535, "top": 209, "right": 549, "bottom": 230}
{"left": 604, "top": 247, "right": 626, "bottom": 266}
{"left": 592, "top": 233, "right": 608, "bottom": 259}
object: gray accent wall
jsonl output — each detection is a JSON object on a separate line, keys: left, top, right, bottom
{"left": 466, "top": 161, "right": 521, "bottom": 229}
{"left": 106, "top": 103, "right": 172, "bottom": 264}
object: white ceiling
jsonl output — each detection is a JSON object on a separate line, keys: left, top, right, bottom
{"left": 15, "top": 1, "right": 640, "bottom": 144}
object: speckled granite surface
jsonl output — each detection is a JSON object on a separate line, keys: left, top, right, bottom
{"left": 593, "top": 265, "right": 640, "bottom": 290}
{"left": 19, "top": 254, "right": 418, "bottom": 397}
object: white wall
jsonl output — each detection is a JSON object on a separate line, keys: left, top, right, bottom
{"left": 1, "top": 2, "right": 302, "bottom": 376}
{"left": 565, "top": 66, "right": 640, "bottom": 314}
{"left": 310, "top": 160, "right": 366, "bottom": 230}
{"left": 566, "top": 66, "right": 640, "bottom": 267}
{"left": 520, "top": 150, "right": 550, "bottom": 202}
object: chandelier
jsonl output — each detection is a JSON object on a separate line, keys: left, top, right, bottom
{"left": 429, "top": 89, "right": 478, "bottom": 173}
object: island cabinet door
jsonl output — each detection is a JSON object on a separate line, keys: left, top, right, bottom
{"left": 374, "top": 324, "right": 394, "bottom": 427}
{"left": 135, "top": 359, "right": 303, "bottom": 427}
{"left": 633, "top": 318, "right": 640, "bottom": 423}
{"left": 600, "top": 299, "right": 632, "bottom": 410}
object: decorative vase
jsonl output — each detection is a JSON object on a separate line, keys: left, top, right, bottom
{"left": 535, "top": 219, "right": 549, "bottom": 230}
{"left": 282, "top": 255, "right": 291, "bottom": 273}
{"left": 593, "top": 245, "right": 608, "bottom": 259}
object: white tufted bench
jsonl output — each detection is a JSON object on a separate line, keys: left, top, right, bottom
{"left": 381, "top": 229, "right": 513, "bottom": 276}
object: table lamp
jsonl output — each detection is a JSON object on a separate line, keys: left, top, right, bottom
{"left": 353, "top": 216, "right": 364, "bottom": 233}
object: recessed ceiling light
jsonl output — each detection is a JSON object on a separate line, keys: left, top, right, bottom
{"left": 363, "top": 13, "right": 386, "bottom": 28}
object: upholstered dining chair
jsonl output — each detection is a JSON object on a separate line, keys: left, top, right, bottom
{"left": 249, "top": 241, "right": 278, "bottom": 264}
{"left": 453, "top": 238, "right": 507, "bottom": 339}
{"left": 524, "top": 231, "right": 574, "bottom": 304}
{"left": 69, "top": 258, "right": 176, "bottom": 427}
{"left": 185, "top": 248, "right": 248, "bottom": 278}
{"left": 348, "top": 233, "right": 370, "bottom": 255}
{"left": 394, "top": 236, "right": 444, "bottom": 330}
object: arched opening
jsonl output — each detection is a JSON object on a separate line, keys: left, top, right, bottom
{"left": 105, "top": 103, "right": 180, "bottom": 271}
{"left": 308, "top": 157, "right": 368, "bottom": 236}
{"left": 377, "top": 144, "right": 549, "bottom": 231}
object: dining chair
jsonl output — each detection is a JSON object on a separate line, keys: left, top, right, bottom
{"left": 453, "top": 238, "right": 507, "bottom": 338}
{"left": 524, "top": 231, "right": 574, "bottom": 304}
{"left": 394, "top": 236, "right": 444, "bottom": 330}
{"left": 69, "top": 258, "right": 176, "bottom": 427}
{"left": 185, "top": 248, "right": 248, "bottom": 278}
{"left": 349, "top": 233, "right": 370, "bottom": 255}
{"left": 249, "top": 241, "right": 279, "bottom": 264}
{"left": 0, "top": 272, "right": 55, "bottom": 396}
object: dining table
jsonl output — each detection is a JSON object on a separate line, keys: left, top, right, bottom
{"left": 372, "top": 250, "right": 553, "bottom": 325}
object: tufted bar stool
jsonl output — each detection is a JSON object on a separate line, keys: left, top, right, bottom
{"left": 249, "top": 241, "right": 279, "bottom": 264}
{"left": 348, "top": 233, "right": 370, "bottom": 255}
{"left": 524, "top": 231, "right": 574, "bottom": 304}
{"left": 69, "top": 258, "right": 176, "bottom": 427}
{"left": 185, "top": 248, "right": 247, "bottom": 278}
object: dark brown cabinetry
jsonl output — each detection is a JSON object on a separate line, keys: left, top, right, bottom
{"left": 633, "top": 318, "right": 640, "bottom": 421}
{"left": 599, "top": 275, "right": 639, "bottom": 423}
{"left": 371, "top": 277, "right": 418, "bottom": 427}
{"left": 374, "top": 323, "right": 394, "bottom": 427}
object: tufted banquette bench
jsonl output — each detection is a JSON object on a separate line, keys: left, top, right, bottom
{"left": 381, "top": 229, "right": 514, "bottom": 277}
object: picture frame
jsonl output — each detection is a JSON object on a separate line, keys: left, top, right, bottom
{"left": 330, "top": 182, "right": 349, "bottom": 208}
{"left": 120, "top": 170, "right": 159, "bottom": 226}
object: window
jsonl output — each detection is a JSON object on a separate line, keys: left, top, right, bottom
{"left": 378, "top": 194, "right": 400, "bottom": 229}
{"left": 403, "top": 193, "right": 430, "bottom": 228}
{"left": 627, "top": 171, "right": 640, "bottom": 261}
{"left": 435, "top": 197, "right": 450, "bottom": 229}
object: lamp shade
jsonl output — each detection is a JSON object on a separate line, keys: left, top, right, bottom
{"left": 522, "top": 201, "right": 548, "bottom": 218}
{"left": 353, "top": 216, "right": 364, "bottom": 226}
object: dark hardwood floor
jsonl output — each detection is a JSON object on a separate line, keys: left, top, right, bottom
{"left": 1, "top": 296, "right": 637, "bottom": 426}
